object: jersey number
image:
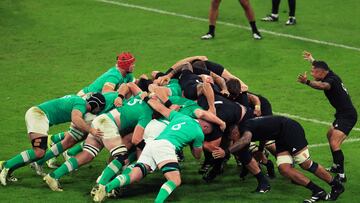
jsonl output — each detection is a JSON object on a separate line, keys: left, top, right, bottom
{"left": 127, "top": 98, "right": 143, "bottom": 106}
{"left": 171, "top": 122, "right": 186, "bottom": 131}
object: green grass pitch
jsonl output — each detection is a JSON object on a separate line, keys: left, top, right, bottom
{"left": 1, "top": 0, "right": 359, "bottom": 202}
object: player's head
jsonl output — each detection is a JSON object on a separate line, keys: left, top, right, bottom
{"left": 137, "top": 78, "right": 153, "bottom": 92}
{"left": 192, "top": 60, "right": 207, "bottom": 70}
{"left": 198, "top": 119, "right": 213, "bottom": 135}
{"left": 311, "top": 60, "right": 330, "bottom": 80}
{"left": 117, "top": 52, "right": 136, "bottom": 73}
{"left": 86, "top": 92, "right": 106, "bottom": 114}
{"left": 226, "top": 78, "right": 241, "bottom": 99}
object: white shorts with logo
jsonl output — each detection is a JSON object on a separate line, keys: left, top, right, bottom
{"left": 137, "top": 139, "right": 177, "bottom": 171}
{"left": 90, "top": 114, "right": 120, "bottom": 140}
{"left": 25, "top": 106, "right": 49, "bottom": 135}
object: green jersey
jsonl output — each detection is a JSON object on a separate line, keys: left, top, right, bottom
{"left": 166, "top": 79, "right": 182, "bottom": 96}
{"left": 169, "top": 96, "right": 202, "bottom": 118}
{"left": 100, "top": 92, "right": 119, "bottom": 114}
{"left": 156, "top": 111, "right": 204, "bottom": 151}
{"left": 82, "top": 67, "right": 135, "bottom": 94}
{"left": 107, "top": 94, "right": 153, "bottom": 135}
{"left": 37, "top": 95, "right": 87, "bottom": 125}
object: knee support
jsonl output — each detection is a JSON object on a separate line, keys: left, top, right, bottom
{"left": 111, "top": 145, "right": 128, "bottom": 166}
{"left": 83, "top": 143, "right": 100, "bottom": 157}
{"left": 306, "top": 161, "right": 319, "bottom": 173}
{"left": 134, "top": 163, "right": 148, "bottom": 177}
{"left": 161, "top": 162, "right": 180, "bottom": 174}
{"left": 136, "top": 139, "right": 146, "bottom": 150}
{"left": 31, "top": 137, "right": 48, "bottom": 150}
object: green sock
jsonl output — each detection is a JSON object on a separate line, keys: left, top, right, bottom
{"left": 67, "top": 142, "right": 84, "bottom": 156}
{"left": 50, "top": 157, "right": 78, "bottom": 179}
{"left": 4, "top": 149, "right": 37, "bottom": 170}
{"left": 36, "top": 142, "right": 64, "bottom": 166}
{"left": 98, "top": 159, "right": 123, "bottom": 185}
{"left": 122, "top": 163, "right": 135, "bottom": 175}
{"left": 105, "top": 174, "right": 130, "bottom": 193}
{"left": 155, "top": 180, "right": 177, "bottom": 203}
{"left": 50, "top": 132, "right": 65, "bottom": 144}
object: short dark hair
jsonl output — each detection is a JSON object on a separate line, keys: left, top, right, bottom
{"left": 226, "top": 78, "right": 241, "bottom": 98}
{"left": 312, "top": 60, "right": 330, "bottom": 71}
{"left": 154, "top": 72, "right": 166, "bottom": 79}
{"left": 137, "top": 78, "right": 153, "bottom": 92}
{"left": 192, "top": 60, "right": 207, "bottom": 70}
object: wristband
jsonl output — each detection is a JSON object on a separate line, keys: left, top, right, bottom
{"left": 164, "top": 100, "right": 173, "bottom": 108}
{"left": 143, "top": 96, "right": 150, "bottom": 103}
{"left": 255, "top": 105, "right": 261, "bottom": 111}
{"left": 118, "top": 94, "right": 125, "bottom": 99}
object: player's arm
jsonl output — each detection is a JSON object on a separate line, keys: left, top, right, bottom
{"left": 171, "top": 56, "right": 208, "bottom": 69}
{"left": 101, "top": 82, "right": 116, "bottom": 93}
{"left": 229, "top": 131, "right": 252, "bottom": 153}
{"left": 71, "top": 110, "right": 103, "bottom": 137}
{"left": 197, "top": 82, "right": 216, "bottom": 115}
{"left": 194, "top": 109, "right": 226, "bottom": 131}
{"left": 191, "top": 147, "right": 202, "bottom": 160}
{"left": 146, "top": 98, "right": 172, "bottom": 119}
{"left": 210, "top": 72, "right": 229, "bottom": 96}
{"left": 158, "top": 63, "right": 193, "bottom": 85}
{"left": 126, "top": 82, "right": 143, "bottom": 96}
{"left": 203, "top": 138, "right": 222, "bottom": 152}
{"left": 303, "top": 51, "right": 315, "bottom": 63}
{"left": 114, "top": 83, "right": 130, "bottom": 107}
{"left": 247, "top": 93, "right": 261, "bottom": 116}
{"left": 297, "top": 72, "right": 331, "bottom": 90}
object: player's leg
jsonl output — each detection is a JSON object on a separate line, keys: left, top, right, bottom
{"left": 97, "top": 136, "right": 128, "bottom": 186}
{"left": 277, "top": 151, "right": 327, "bottom": 202}
{"left": 261, "top": 0, "right": 280, "bottom": 21}
{"left": 201, "top": 0, "right": 221, "bottom": 39}
{"left": 1, "top": 107, "right": 49, "bottom": 186}
{"left": 327, "top": 126, "right": 347, "bottom": 181}
{"left": 239, "top": 0, "right": 262, "bottom": 39}
{"left": 285, "top": 0, "right": 296, "bottom": 25}
{"left": 43, "top": 135, "right": 102, "bottom": 191}
{"left": 155, "top": 161, "right": 181, "bottom": 203}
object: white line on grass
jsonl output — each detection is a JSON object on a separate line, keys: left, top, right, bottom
{"left": 274, "top": 111, "right": 360, "bottom": 132}
{"left": 308, "top": 137, "right": 360, "bottom": 148}
{"left": 98, "top": 0, "right": 360, "bottom": 52}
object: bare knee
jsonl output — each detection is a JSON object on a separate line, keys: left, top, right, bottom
{"left": 33, "top": 148, "right": 46, "bottom": 158}
{"left": 278, "top": 164, "right": 292, "bottom": 178}
{"left": 299, "top": 160, "right": 312, "bottom": 170}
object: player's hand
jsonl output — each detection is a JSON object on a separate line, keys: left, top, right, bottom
{"left": 89, "top": 128, "right": 103, "bottom": 137}
{"left": 254, "top": 109, "right": 262, "bottom": 117}
{"left": 303, "top": 51, "right": 315, "bottom": 62}
{"left": 220, "top": 89, "right": 230, "bottom": 97}
{"left": 220, "top": 121, "right": 226, "bottom": 132}
{"left": 212, "top": 146, "right": 225, "bottom": 159}
{"left": 297, "top": 71, "right": 308, "bottom": 84}
{"left": 240, "top": 83, "right": 248, "bottom": 93}
{"left": 114, "top": 97, "right": 123, "bottom": 107}
{"left": 158, "top": 76, "right": 171, "bottom": 86}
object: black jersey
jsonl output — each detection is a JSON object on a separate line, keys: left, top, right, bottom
{"left": 240, "top": 116, "right": 308, "bottom": 154}
{"left": 198, "top": 94, "right": 242, "bottom": 141}
{"left": 322, "top": 71, "right": 356, "bottom": 116}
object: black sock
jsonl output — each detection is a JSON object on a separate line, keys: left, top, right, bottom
{"left": 332, "top": 150, "right": 344, "bottom": 173}
{"left": 306, "top": 181, "right": 323, "bottom": 194}
{"left": 208, "top": 25, "right": 215, "bottom": 36}
{"left": 249, "top": 21, "right": 259, "bottom": 34}
{"left": 272, "top": 0, "right": 281, "bottom": 14}
{"left": 254, "top": 172, "right": 267, "bottom": 184}
{"left": 288, "top": 0, "right": 296, "bottom": 17}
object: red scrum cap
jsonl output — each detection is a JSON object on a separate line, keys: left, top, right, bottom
{"left": 117, "top": 52, "right": 135, "bottom": 72}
